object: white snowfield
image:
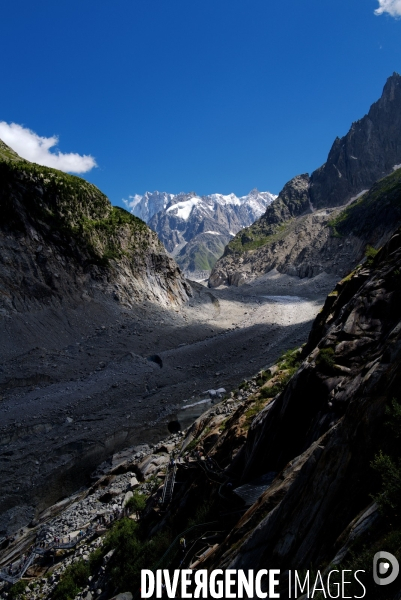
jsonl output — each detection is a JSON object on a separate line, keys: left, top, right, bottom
{"left": 166, "top": 197, "right": 204, "bottom": 220}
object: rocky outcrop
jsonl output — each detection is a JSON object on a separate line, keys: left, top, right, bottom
{"left": 0, "top": 142, "right": 191, "bottom": 316}
{"left": 210, "top": 73, "right": 401, "bottom": 288}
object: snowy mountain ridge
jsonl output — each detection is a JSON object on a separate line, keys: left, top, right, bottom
{"left": 124, "top": 188, "right": 276, "bottom": 223}
{"left": 123, "top": 188, "right": 276, "bottom": 277}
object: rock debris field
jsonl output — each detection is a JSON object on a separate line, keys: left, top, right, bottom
{"left": 0, "top": 269, "right": 338, "bottom": 535}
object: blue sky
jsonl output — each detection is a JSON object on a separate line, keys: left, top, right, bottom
{"left": 1, "top": 0, "right": 401, "bottom": 206}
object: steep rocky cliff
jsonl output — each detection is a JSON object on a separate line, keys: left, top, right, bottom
{"left": 0, "top": 140, "right": 190, "bottom": 317}
{"left": 310, "top": 72, "right": 401, "bottom": 209}
{"left": 210, "top": 73, "right": 401, "bottom": 288}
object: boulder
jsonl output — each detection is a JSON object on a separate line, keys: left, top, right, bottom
{"left": 137, "top": 454, "right": 169, "bottom": 479}
{"left": 158, "top": 443, "right": 175, "bottom": 454}
{"left": 129, "top": 476, "right": 139, "bottom": 490}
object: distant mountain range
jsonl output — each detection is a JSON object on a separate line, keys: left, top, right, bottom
{"left": 124, "top": 189, "right": 276, "bottom": 276}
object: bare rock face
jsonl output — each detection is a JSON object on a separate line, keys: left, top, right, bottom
{"left": 209, "top": 73, "right": 401, "bottom": 288}
{"left": 208, "top": 174, "right": 312, "bottom": 287}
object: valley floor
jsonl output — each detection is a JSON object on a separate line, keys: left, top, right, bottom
{"left": 0, "top": 270, "right": 338, "bottom": 535}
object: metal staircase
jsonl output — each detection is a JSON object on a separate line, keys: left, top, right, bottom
{"left": 0, "top": 526, "right": 96, "bottom": 584}
{"left": 0, "top": 548, "right": 36, "bottom": 584}
{"left": 161, "top": 463, "right": 177, "bottom": 507}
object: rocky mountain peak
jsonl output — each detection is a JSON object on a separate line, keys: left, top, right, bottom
{"left": 310, "top": 72, "right": 401, "bottom": 209}
{"left": 276, "top": 173, "right": 310, "bottom": 212}
{"left": 380, "top": 70, "right": 401, "bottom": 104}
{"left": 248, "top": 187, "right": 260, "bottom": 196}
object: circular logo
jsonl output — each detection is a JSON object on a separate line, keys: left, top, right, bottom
{"left": 373, "top": 552, "right": 400, "bottom": 586}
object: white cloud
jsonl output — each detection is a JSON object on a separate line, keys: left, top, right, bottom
{"left": 375, "top": 0, "right": 401, "bottom": 16}
{"left": 0, "top": 122, "right": 97, "bottom": 173}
